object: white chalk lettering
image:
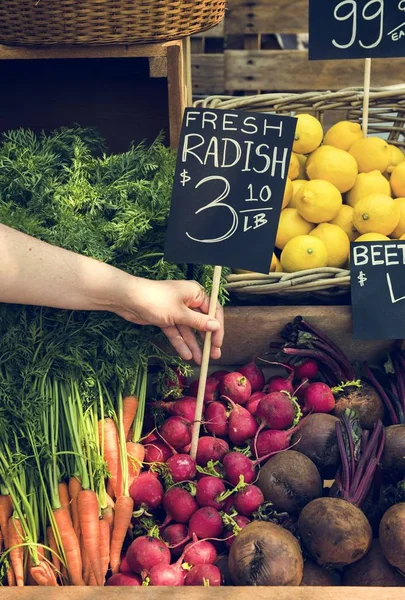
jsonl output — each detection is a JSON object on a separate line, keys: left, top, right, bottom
{"left": 223, "top": 113, "right": 238, "bottom": 131}
{"left": 253, "top": 144, "right": 271, "bottom": 174}
{"left": 263, "top": 119, "right": 283, "bottom": 137}
{"left": 243, "top": 215, "right": 253, "bottom": 232}
{"left": 253, "top": 213, "right": 268, "bottom": 229}
{"left": 203, "top": 137, "right": 219, "bottom": 167}
{"left": 241, "top": 116, "right": 258, "bottom": 135}
{"left": 185, "top": 111, "right": 200, "bottom": 127}
{"left": 370, "top": 245, "right": 384, "bottom": 266}
{"left": 385, "top": 244, "right": 400, "bottom": 266}
{"left": 221, "top": 139, "right": 242, "bottom": 168}
{"left": 353, "top": 245, "right": 369, "bottom": 266}
{"left": 242, "top": 140, "right": 255, "bottom": 172}
{"left": 387, "top": 273, "right": 405, "bottom": 304}
{"left": 201, "top": 111, "right": 218, "bottom": 130}
{"left": 271, "top": 147, "right": 289, "bottom": 178}
{"left": 182, "top": 134, "right": 205, "bottom": 163}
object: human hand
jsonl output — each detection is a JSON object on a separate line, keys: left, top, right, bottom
{"left": 112, "top": 278, "right": 224, "bottom": 364}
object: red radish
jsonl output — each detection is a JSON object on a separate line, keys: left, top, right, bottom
{"left": 222, "top": 447, "right": 285, "bottom": 487}
{"left": 144, "top": 440, "right": 172, "bottom": 464}
{"left": 256, "top": 392, "right": 299, "bottom": 430}
{"left": 238, "top": 361, "right": 265, "bottom": 393}
{"left": 126, "top": 536, "right": 171, "bottom": 575}
{"left": 184, "top": 536, "right": 217, "bottom": 566}
{"left": 224, "top": 515, "right": 250, "bottom": 549}
{"left": 253, "top": 429, "right": 291, "bottom": 458}
{"left": 162, "top": 524, "right": 189, "bottom": 558}
{"left": 130, "top": 472, "right": 164, "bottom": 512}
{"left": 106, "top": 573, "right": 142, "bottom": 586}
{"left": 159, "top": 417, "right": 192, "bottom": 450}
{"left": 120, "top": 557, "right": 133, "bottom": 575}
{"left": 189, "top": 377, "right": 219, "bottom": 403}
{"left": 226, "top": 397, "right": 259, "bottom": 445}
{"left": 223, "top": 495, "right": 236, "bottom": 515}
{"left": 211, "top": 370, "right": 230, "bottom": 383}
{"left": 148, "top": 560, "right": 185, "bottom": 586}
{"left": 196, "top": 476, "right": 226, "bottom": 510}
{"left": 184, "top": 564, "right": 222, "bottom": 586}
{"left": 294, "top": 359, "right": 318, "bottom": 380}
{"left": 166, "top": 454, "right": 196, "bottom": 483}
{"left": 233, "top": 485, "right": 264, "bottom": 517}
{"left": 246, "top": 391, "right": 266, "bottom": 416}
{"left": 163, "top": 487, "right": 198, "bottom": 524}
{"left": 196, "top": 437, "right": 229, "bottom": 467}
{"left": 143, "top": 431, "right": 159, "bottom": 444}
{"left": 164, "top": 368, "right": 187, "bottom": 392}
{"left": 220, "top": 372, "right": 251, "bottom": 405}
{"left": 204, "top": 402, "right": 229, "bottom": 438}
{"left": 153, "top": 397, "right": 197, "bottom": 422}
{"left": 303, "top": 382, "right": 335, "bottom": 413}
{"left": 265, "top": 374, "right": 294, "bottom": 395}
{"left": 188, "top": 507, "right": 223, "bottom": 539}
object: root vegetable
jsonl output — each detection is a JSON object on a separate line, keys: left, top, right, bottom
{"left": 301, "top": 560, "right": 338, "bottom": 586}
{"left": 130, "top": 472, "right": 164, "bottom": 511}
{"left": 153, "top": 397, "right": 197, "bottom": 422}
{"left": 163, "top": 487, "right": 198, "bottom": 524}
{"left": 106, "top": 573, "right": 142, "bottom": 586}
{"left": 196, "top": 476, "right": 226, "bottom": 510}
{"left": 148, "top": 560, "right": 185, "bottom": 586}
{"left": 246, "top": 392, "right": 266, "bottom": 416}
{"left": 126, "top": 536, "right": 171, "bottom": 575}
{"left": 238, "top": 361, "right": 265, "bottom": 393}
{"left": 343, "top": 539, "right": 405, "bottom": 586}
{"left": 120, "top": 557, "right": 133, "bottom": 575}
{"left": 265, "top": 370, "right": 295, "bottom": 395}
{"left": 226, "top": 397, "right": 258, "bottom": 445}
{"left": 253, "top": 429, "right": 291, "bottom": 458}
{"left": 184, "top": 564, "right": 222, "bottom": 586}
{"left": 159, "top": 417, "right": 192, "bottom": 450}
{"left": 233, "top": 485, "right": 264, "bottom": 517}
{"left": 298, "top": 498, "right": 372, "bottom": 567}
{"left": 184, "top": 537, "right": 217, "bottom": 566}
{"left": 333, "top": 382, "right": 384, "bottom": 429}
{"left": 257, "top": 450, "right": 322, "bottom": 513}
{"left": 223, "top": 449, "right": 281, "bottom": 486}
{"left": 190, "top": 377, "right": 219, "bottom": 404}
{"left": 166, "top": 454, "right": 196, "bottom": 483}
{"left": 196, "top": 437, "right": 229, "bottom": 467}
{"left": 291, "top": 413, "right": 340, "bottom": 478}
{"left": 256, "top": 392, "right": 299, "bottom": 430}
{"left": 224, "top": 515, "right": 250, "bottom": 550}
{"left": 204, "top": 402, "right": 229, "bottom": 438}
{"left": 220, "top": 372, "right": 251, "bottom": 405}
{"left": 381, "top": 425, "right": 405, "bottom": 483}
{"left": 229, "top": 521, "right": 303, "bottom": 586}
{"left": 188, "top": 507, "right": 223, "bottom": 539}
{"left": 144, "top": 440, "right": 172, "bottom": 464}
{"left": 162, "top": 524, "right": 188, "bottom": 558}
{"left": 303, "top": 382, "right": 335, "bottom": 413}
{"left": 211, "top": 370, "right": 230, "bottom": 383}
{"left": 294, "top": 359, "right": 319, "bottom": 380}
{"left": 379, "top": 503, "right": 405, "bottom": 573}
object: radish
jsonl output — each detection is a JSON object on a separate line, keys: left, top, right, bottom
{"left": 303, "top": 382, "right": 335, "bottom": 413}
{"left": 162, "top": 524, "right": 188, "bottom": 558}
{"left": 159, "top": 416, "right": 192, "bottom": 450}
{"left": 166, "top": 454, "right": 196, "bottom": 483}
{"left": 164, "top": 368, "right": 187, "bottom": 393}
{"left": 233, "top": 485, "right": 264, "bottom": 517}
{"left": 246, "top": 391, "right": 266, "bottom": 416}
{"left": 189, "top": 376, "right": 219, "bottom": 403}
{"left": 106, "top": 573, "right": 142, "bottom": 586}
{"left": 224, "top": 515, "right": 250, "bottom": 550}
{"left": 184, "top": 564, "right": 222, "bottom": 586}
{"left": 130, "top": 472, "right": 164, "bottom": 512}
{"left": 188, "top": 507, "right": 223, "bottom": 539}
{"left": 143, "top": 431, "right": 158, "bottom": 444}
{"left": 294, "top": 359, "right": 318, "bottom": 380}
{"left": 222, "top": 447, "right": 284, "bottom": 486}
{"left": 144, "top": 440, "right": 172, "bottom": 464}
{"left": 265, "top": 372, "right": 295, "bottom": 395}
{"left": 204, "top": 401, "right": 229, "bottom": 438}
{"left": 238, "top": 361, "right": 265, "bottom": 393}
{"left": 253, "top": 429, "right": 291, "bottom": 458}
{"left": 196, "top": 436, "right": 229, "bottom": 467}
{"left": 126, "top": 536, "right": 171, "bottom": 575}
{"left": 256, "top": 391, "right": 300, "bottom": 430}
{"left": 147, "top": 560, "right": 185, "bottom": 586}
{"left": 222, "top": 495, "right": 236, "bottom": 515}
{"left": 120, "top": 557, "right": 133, "bottom": 575}
{"left": 220, "top": 372, "right": 251, "bottom": 405}
{"left": 163, "top": 487, "right": 198, "bottom": 524}
{"left": 211, "top": 370, "right": 230, "bottom": 383}
{"left": 226, "top": 397, "right": 258, "bottom": 445}
{"left": 196, "top": 476, "right": 226, "bottom": 510}
{"left": 184, "top": 535, "right": 217, "bottom": 566}
{"left": 153, "top": 397, "right": 197, "bottom": 422}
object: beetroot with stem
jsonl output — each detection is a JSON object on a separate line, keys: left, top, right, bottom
{"left": 294, "top": 359, "right": 319, "bottom": 380}
{"left": 238, "top": 360, "right": 265, "bottom": 393}
{"left": 233, "top": 485, "right": 264, "bottom": 517}
{"left": 189, "top": 376, "right": 219, "bottom": 404}
{"left": 184, "top": 534, "right": 217, "bottom": 566}
{"left": 196, "top": 436, "right": 229, "bottom": 467}
{"left": 246, "top": 391, "right": 266, "bottom": 416}
{"left": 225, "top": 396, "right": 259, "bottom": 446}
{"left": 162, "top": 524, "right": 189, "bottom": 558}
{"left": 126, "top": 536, "right": 171, "bottom": 575}
{"left": 152, "top": 397, "right": 197, "bottom": 423}
{"left": 162, "top": 487, "right": 198, "bottom": 524}
{"left": 188, "top": 506, "right": 223, "bottom": 539}
{"left": 144, "top": 440, "right": 172, "bottom": 464}
{"left": 130, "top": 472, "right": 164, "bottom": 515}
{"left": 204, "top": 401, "right": 229, "bottom": 438}
{"left": 220, "top": 372, "right": 252, "bottom": 405}
{"left": 166, "top": 454, "right": 196, "bottom": 483}
{"left": 159, "top": 416, "right": 192, "bottom": 450}
{"left": 196, "top": 476, "right": 226, "bottom": 510}
{"left": 303, "top": 382, "right": 335, "bottom": 414}
{"left": 184, "top": 564, "right": 222, "bottom": 586}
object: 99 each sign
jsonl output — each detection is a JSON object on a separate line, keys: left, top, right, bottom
{"left": 351, "top": 241, "right": 405, "bottom": 339}
{"left": 164, "top": 108, "right": 297, "bottom": 274}
{"left": 309, "top": 0, "right": 405, "bottom": 60}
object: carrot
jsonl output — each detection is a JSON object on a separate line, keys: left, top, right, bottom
{"left": 99, "top": 518, "right": 110, "bottom": 583}
{"left": 88, "top": 571, "right": 97, "bottom": 586}
{"left": 53, "top": 507, "right": 84, "bottom": 586}
{"left": 127, "top": 441, "right": 145, "bottom": 489}
{"left": 58, "top": 482, "right": 71, "bottom": 514}
{"left": 6, "top": 561, "right": 16, "bottom": 587}
{"left": 68, "top": 476, "right": 82, "bottom": 540}
{"left": 30, "top": 561, "right": 58, "bottom": 586}
{"left": 99, "top": 419, "right": 123, "bottom": 499}
{"left": 26, "top": 555, "right": 38, "bottom": 587}
{"left": 77, "top": 489, "right": 102, "bottom": 586}
{"left": 0, "top": 527, "right": 3, "bottom": 551}
{"left": 7, "top": 517, "right": 24, "bottom": 587}
{"left": 81, "top": 536, "right": 91, "bottom": 586}
{"left": 122, "top": 396, "right": 139, "bottom": 442}
{"left": 46, "top": 526, "right": 61, "bottom": 576}
{"left": 0, "top": 495, "right": 12, "bottom": 545}
{"left": 110, "top": 495, "right": 134, "bottom": 575}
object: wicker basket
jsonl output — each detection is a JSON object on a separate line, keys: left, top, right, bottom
{"left": 196, "top": 87, "right": 405, "bottom": 301}
{"left": 0, "top": 0, "right": 225, "bottom": 46}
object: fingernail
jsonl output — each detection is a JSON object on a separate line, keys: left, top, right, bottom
{"left": 207, "top": 320, "right": 220, "bottom": 331}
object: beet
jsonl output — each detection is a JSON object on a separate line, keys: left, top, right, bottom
{"left": 106, "top": 573, "right": 142, "bottom": 586}
{"left": 126, "top": 536, "right": 171, "bottom": 575}
{"left": 379, "top": 503, "right": 405, "bottom": 573}
{"left": 204, "top": 401, "right": 229, "bottom": 438}
{"left": 294, "top": 359, "right": 319, "bottom": 380}
{"left": 246, "top": 391, "right": 266, "bottom": 416}
{"left": 184, "top": 538, "right": 217, "bottom": 566}
{"left": 189, "top": 376, "right": 219, "bottom": 403}
{"left": 333, "top": 382, "right": 384, "bottom": 429}
{"left": 233, "top": 485, "right": 264, "bottom": 517}
{"left": 188, "top": 507, "right": 223, "bottom": 539}
{"left": 381, "top": 424, "right": 405, "bottom": 483}
{"left": 184, "top": 564, "right": 222, "bottom": 586}
{"left": 196, "top": 476, "right": 226, "bottom": 510}
{"left": 144, "top": 440, "right": 172, "bottom": 464}
{"left": 223, "top": 515, "right": 250, "bottom": 550}
{"left": 343, "top": 539, "right": 405, "bottom": 586}
{"left": 256, "top": 391, "right": 298, "bottom": 430}
{"left": 162, "top": 524, "right": 189, "bottom": 558}
{"left": 291, "top": 413, "right": 340, "bottom": 478}
{"left": 220, "top": 372, "right": 251, "bottom": 405}
{"left": 196, "top": 436, "right": 229, "bottom": 467}
{"left": 163, "top": 487, "right": 198, "bottom": 524}
{"left": 227, "top": 398, "right": 258, "bottom": 445}
{"left": 159, "top": 417, "right": 193, "bottom": 450}
{"left": 301, "top": 560, "right": 338, "bottom": 586}
{"left": 166, "top": 454, "right": 196, "bottom": 483}
{"left": 129, "top": 472, "right": 164, "bottom": 511}
{"left": 238, "top": 361, "right": 265, "bottom": 392}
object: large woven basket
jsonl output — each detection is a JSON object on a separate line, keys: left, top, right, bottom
{"left": 196, "top": 87, "right": 405, "bottom": 302}
{"left": 0, "top": 0, "right": 225, "bottom": 46}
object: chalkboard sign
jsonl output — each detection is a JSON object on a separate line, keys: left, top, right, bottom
{"left": 164, "top": 108, "right": 297, "bottom": 274}
{"left": 309, "top": 0, "right": 405, "bottom": 60}
{"left": 351, "top": 241, "right": 405, "bottom": 339}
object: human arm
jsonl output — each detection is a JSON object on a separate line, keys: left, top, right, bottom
{"left": 0, "top": 224, "right": 224, "bottom": 364}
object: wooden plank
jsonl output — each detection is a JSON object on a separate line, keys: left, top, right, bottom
{"left": 218, "top": 306, "right": 389, "bottom": 366}
{"left": 148, "top": 57, "right": 167, "bottom": 78}
{"left": 166, "top": 43, "right": 185, "bottom": 149}
{"left": 225, "top": 0, "right": 308, "bottom": 35}
{"left": 225, "top": 50, "right": 405, "bottom": 91}
{"left": 192, "top": 54, "right": 225, "bottom": 95}
{"left": 194, "top": 20, "right": 225, "bottom": 37}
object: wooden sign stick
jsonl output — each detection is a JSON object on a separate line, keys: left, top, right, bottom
{"left": 190, "top": 265, "right": 223, "bottom": 460}
{"left": 362, "top": 58, "right": 372, "bottom": 136}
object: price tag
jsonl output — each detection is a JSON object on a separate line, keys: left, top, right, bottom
{"left": 164, "top": 108, "right": 297, "bottom": 274}
{"left": 309, "top": 0, "right": 405, "bottom": 60}
{"left": 351, "top": 241, "right": 405, "bottom": 339}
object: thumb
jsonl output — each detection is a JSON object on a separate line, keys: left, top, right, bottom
{"left": 179, "top": 308, "right": 220, "bottom": 333}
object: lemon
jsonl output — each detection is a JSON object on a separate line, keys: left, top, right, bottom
{"left": 390, "top": 162, "right": 405, "bottom": 197}
{"left": 346, "top": 170, "right": 391, "bottom": 207}
{"left": 329, "top": 204, "right": 358, "bottom": 242}
{"left": 282, "top": 177, "right": 293, "bottom": 209}
{"left": 293, "top": 114, "right": 324, "bottom": 154}
{"left": 391, "top": 198, "right": 405, "bottom": 238}
{"left": 295, "top": 180, "right": 342, "bottom": 223}
{"left": 290, "top": 179, "right": 306, "bottom": 208}
{"left": 353, "top": 193, "right": 400, "bottom": 235}
{"left": 275, "top": 208, "right": 314, "bottom": 250}
{"left": 296, "top": 153, "right": 308, "bottom": 179}
{"left": 306, "top": 145, "right": 358, "bottom": 193}
{"left": 274, "top": 256, "right": 283, "bottom": 272}
{"left": 355, "top": 233, "right": 391, "bottom": 242}
{"left": 323, "top": 121, "right": 363, "bottom": 152}
{"left": 281, "top": 235, "right": 328, "bottom": 272}
{"left": 270, "top": 253, "right": 278, "bottom": 272}
{"left": 349, "top": 137, "right": 391, "bottom": 173}
{"left": 386, "top": 145, "right": 405, "bottom": 174}
{"left": 288, "top": 153, "right": 300, "bottom": 180}
{"left": 400, "top": 234, "right": 405, "bottom": 241}
{"left": 310, "top": 223, "right": 350, "bottom": 268}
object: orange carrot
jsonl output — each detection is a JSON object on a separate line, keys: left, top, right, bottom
{"left": 0, "top": 527, "right": 3, "bottom": 551}
{"left": 7, "top": 517, "right": 24, "bottom": 587}
{"left": 0, "top": 495, "right": 12, "bottom": 545}
{"left": 99, "top": 518, "right": 110, "bottom": 583}
{"left": 30, "top": 561, "right": 58, "bottom": 586}
{"left": 81, "top": 536, "right": 91, "bottom": 586}
{"left": 68, "top": 477, "right": 82, "bottom": 541}
{"left": 110, "top": 495, "right": 134, "bottom": 575}
{"left": 46, "top": 526, "right": 61, "bottom": 576}
{"left": 53, "top": 507, "right": 84, "bottom": 586}
{"left": 58, "top": 482, "right": 71, "bottom": 514}
{"left": 88, "top": 571, "right": 97, "bottom": 586}
{"left": 126, "top": 442, "right": 145, "bottom": 489}
{"left": 26, "top": 555, "right": 38, "bottom": 587}
{"left": 77, "top": 490, "right": 102, "bottom": 586}
{"left": 6, "top": 563, "right": 16, "bottom": 587}
{"left": 99, "top": 419, "right": 122, "bottom": 499}
{"left": 122, "top": 396, "right": 139, "bottom": 441}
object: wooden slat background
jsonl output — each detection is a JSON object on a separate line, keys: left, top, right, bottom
{"left": 225, "top": 0, "right": 308, "bottom": 34}
{"left": 192, "top": 54, "right": 225, "bottom": 95}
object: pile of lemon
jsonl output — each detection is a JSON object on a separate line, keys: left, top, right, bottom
{"left": 254, "top": 115, "right": 405, "bottom": 274}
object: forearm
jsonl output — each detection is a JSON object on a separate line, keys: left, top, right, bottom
{"left": 0, "top": 224, "right": 132, "bottom": 312}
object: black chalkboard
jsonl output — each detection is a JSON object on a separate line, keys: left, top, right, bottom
{"left": 164, "top": 108, "right": 297, "bottom": 274}
{"left": 309, "top": 0, "right": 405, "bottom": 60}
{"left": 351, "top": 241, "right": 405, "bottom": 339}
